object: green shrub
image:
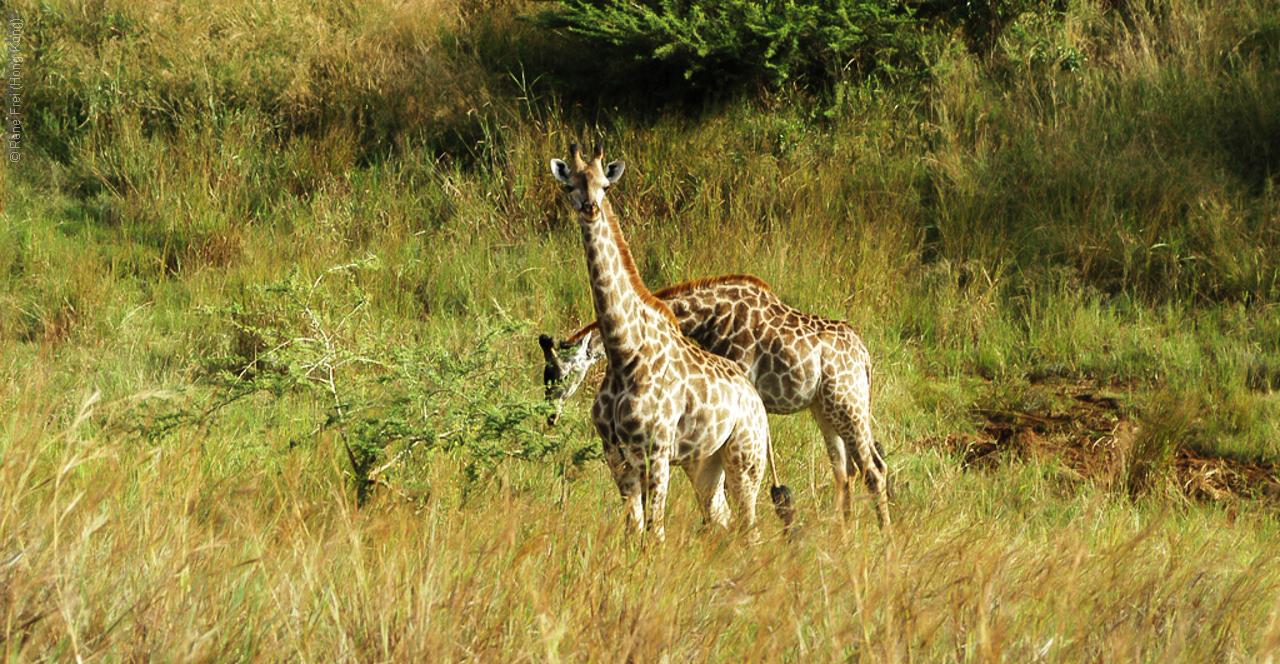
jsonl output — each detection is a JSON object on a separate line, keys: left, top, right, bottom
{"left": 950, "top": 0, "right": 1052, "bottom": 57}
{"left": 533, "top": 0, "right": 922, "bottom": 94}
{"left": 120, "top": 260, "right": 572, "bottom": 505}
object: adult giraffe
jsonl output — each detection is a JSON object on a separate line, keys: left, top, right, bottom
{"left": 550, "top": 144, "right": 791, "bottom": 542}
{"left": 539, "top": 276, "right": 891, "bottom": 527}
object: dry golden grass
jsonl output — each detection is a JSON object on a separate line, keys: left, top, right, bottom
{"left": 2, "top": 381, "right": 1278, "bottom": 662}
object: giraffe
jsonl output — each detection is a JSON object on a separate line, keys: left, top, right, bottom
{"left": 539, "top": 274, "right": 892, "bottom": 527}
{"left": 550, "top": 144, "right": 792, "bottom": 542}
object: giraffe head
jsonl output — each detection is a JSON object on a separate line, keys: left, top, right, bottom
{"left": 538, "top": 331, "right": 602, "bottom": 425}
{"left": 550, "top": 144, "right": 625, "bottom": 222}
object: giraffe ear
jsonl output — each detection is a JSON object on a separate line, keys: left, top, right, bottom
{"left": 604, "top": 160, "right": 625, "bottom": 183}
{"left": 550, "top": 159, "right": 571, "bottom": 184}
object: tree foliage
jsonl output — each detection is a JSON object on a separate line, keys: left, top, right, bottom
{"left": 534, "top": 0, "right": 922, "bottom": 92}
{"left": 126, "top": 260, "right": 577, "bottom": 505}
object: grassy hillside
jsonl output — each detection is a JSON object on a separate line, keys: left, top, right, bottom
{"left": 3, "top": 0, "right": 1280, "bottom": 659}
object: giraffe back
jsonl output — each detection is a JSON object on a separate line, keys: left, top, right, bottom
{"left": 543, "top": 275, "right": 871, "bottom": 417}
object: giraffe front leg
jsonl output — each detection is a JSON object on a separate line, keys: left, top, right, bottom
{"left": 622, "top": 486, "right": 645, "bottom": 537}
{"left": 643, "top": 455, "right": 672, "bottom": 543}
{"left": 607, "top": 451, "right": 646, "bottom": 536}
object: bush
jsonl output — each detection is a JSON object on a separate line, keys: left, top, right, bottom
{"left": 123, "top": 260, "right": 574, "bottom": 505}
{"left": 533, "top": 0, "right": 922, "bottom": 95}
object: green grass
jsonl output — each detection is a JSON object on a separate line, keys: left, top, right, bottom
{"left": 3, "top": 0, "right": 1280, "bottom": 659}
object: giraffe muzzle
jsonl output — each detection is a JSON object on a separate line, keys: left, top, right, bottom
{"left": 579, "top": 201, "right": 599, "bottom": 219}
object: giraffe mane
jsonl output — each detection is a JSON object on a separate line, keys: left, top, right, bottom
{"left": 650, "top": 274, "right": 773, "bottom": 299}
{"left": 562, "top": 274, "right": 773, "bottom": 345}
{"left": 564, "top": 322, "right": 600, "bottom": 345}
{"left": 599, "top": 198, "right": 682, "bottom": 329}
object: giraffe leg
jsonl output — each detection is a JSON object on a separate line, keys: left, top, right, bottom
{"left": 817, "top": 393, "right": 891, "bottom": 528}
{"left": 620, "top": 476, "right": 645, "bottom": 537}
{"left": 642, "top": 455, "right": 672, "bottom": 543}
{"left": 810, "top": 408, "right": 853, "bottom": 521}
{"left": 722, "top": 431, "right": 767, "bottom": 541}
{"left": 602, "top": 434, "right": 647, "bottom": 537}
{"left": 686, "top": 453, "right": 730, "bottom": 529}
{"left": 847, "top": 416, "right": 891, "bottom": 528}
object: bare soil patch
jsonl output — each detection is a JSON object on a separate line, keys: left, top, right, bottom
{"left": 916, "top": 380, "right": 1280, "bottom": 503}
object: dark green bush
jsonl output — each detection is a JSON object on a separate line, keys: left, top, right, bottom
{"left": 533, "top": 0, "right": 922, "bottom": 94}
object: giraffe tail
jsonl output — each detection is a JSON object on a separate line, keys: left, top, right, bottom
{"left": 766, "top": 434, "right": 795, "bottom": 533}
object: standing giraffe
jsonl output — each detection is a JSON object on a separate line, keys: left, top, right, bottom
{"left": 550, "top": 144, "right": 791, "bottom": 542}
{"left": 539, "top": 275, "right": 891, "bottom": 527}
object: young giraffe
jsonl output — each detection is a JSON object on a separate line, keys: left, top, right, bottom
{"left": 539, "top": 275, "right": 892, "bottom": 527}
{"left": 550, "top": 144, "right": 790, "bottom": 542}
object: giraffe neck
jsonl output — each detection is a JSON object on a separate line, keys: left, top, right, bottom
{"left": 579, "top": 199, "right": 676, "bottom": 368}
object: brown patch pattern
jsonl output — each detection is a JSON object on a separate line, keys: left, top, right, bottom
{"left": 544, "top": 274, "right": 891, "bottom": 526}
{"left": 552, "top": 145, "right": 784, "bottom": 542}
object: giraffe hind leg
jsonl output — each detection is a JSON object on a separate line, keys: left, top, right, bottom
{"left": 810, "top": 407, "right": 853, "bottom": 521}
{"left": 721, "top": 431, "right": 767, "bottom": 541}
{"left": 685, "top": 452, "right": 730, "bottom": 530}
{"left": 816, "top": 395, "right": 891, "bottom": 528}
{"left": 846, "top": 418, "right": 891, "bottom": 528}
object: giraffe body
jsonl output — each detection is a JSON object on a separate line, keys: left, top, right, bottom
{"left": 540, "top": 275, "right": 891, "bottom": 526}
{"left": 550, "top": 146, "right": 785, "bottom": 542}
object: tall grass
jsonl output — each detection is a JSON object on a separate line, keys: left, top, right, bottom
{"left": 3, "top": 383, "right": 1279, "bottom": 661}
{"left": 4, "top": 0, "right": 1280, "bottom": 658}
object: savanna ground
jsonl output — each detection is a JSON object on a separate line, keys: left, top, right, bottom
{"left": 2, "top": 0, "right": 1280, "bottom": 660}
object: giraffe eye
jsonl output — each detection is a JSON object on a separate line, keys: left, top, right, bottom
{"left": 602, "top": 184, "right": 611, "bottom": 192}
{"left": 562, "top": 185, "right": 573, "bottom": 193}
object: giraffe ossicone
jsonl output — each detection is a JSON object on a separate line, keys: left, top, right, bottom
{"left": 550, "top": 144, "right": 792, "bottom": 542}
{"left": 539, "top": 275, "right": 892, "bottom": 527}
